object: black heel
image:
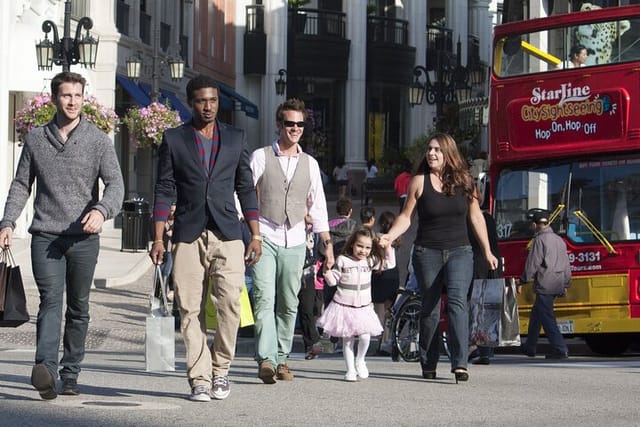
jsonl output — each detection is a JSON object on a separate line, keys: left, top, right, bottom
{"left": 454, "top": 368, "right": 468, "bottom": 384}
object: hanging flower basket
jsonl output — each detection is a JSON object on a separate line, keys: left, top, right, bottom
{"left": 122, "top": 102, "right": 183, "bottom": 148}
{"left": 14, "top": 94, "right": 120, "bottom": 142}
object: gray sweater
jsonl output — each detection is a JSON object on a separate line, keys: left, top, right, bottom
{"left": 0, "top": 117, "right": 124, "bottom": 235}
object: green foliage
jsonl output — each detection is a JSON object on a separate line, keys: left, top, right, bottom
{"left": 122, "top": 101, "right": 182, "bottom": 148}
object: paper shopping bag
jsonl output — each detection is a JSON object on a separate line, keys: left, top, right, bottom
{"left": 206, "top": 282, "right": 254, "bottom": 330}
{"left": 499, "top": 278, "right": 521, "bottom": 347}
{"left": 0, "top": 248, "right": 30, "bottom": 328}
{"left": 469, "top": 277, "right": 504, "bottom": 347}
{"left": 145, "top": 266, "right": 175, "bottom": 371}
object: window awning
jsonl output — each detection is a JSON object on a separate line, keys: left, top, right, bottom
{"left": 138, "top": 81, "right": 234, "bottom": 114}
{"left": 160, "top": 89, "right": 192, "bottom": 123}
{"left": 216, "top": 81, "right": 259, "bottom": 119}
{"left": 116, "top": 75, "right": 151, "bottom": 106}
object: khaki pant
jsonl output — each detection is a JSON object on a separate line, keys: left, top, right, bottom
{"left": 172, "top": 230, "right": 244, "bottom": 386}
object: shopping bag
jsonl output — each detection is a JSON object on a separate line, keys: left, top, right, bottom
{"left": 0, "top": 248, "right": 30, "bottom": 328}
{"left": 206, "top": 281, "right": 254, "bottom": 330}
{"left": 469, "top": 277, "right": 504, "bottom": 347}
{"left": 499, "top": 278, "right": 521, "bottom": 346}
{"left": 145, "top": 265, "right": 175, "bottom": 371}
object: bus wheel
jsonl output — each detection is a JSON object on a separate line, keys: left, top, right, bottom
{"left": 585, "top": 334, "right": 630, "bottom": 356}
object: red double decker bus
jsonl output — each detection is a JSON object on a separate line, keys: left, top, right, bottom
{"left": 489, "top": 5, "right": 640, "bottom": 355}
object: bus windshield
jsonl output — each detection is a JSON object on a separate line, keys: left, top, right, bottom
{"left": 494, "top": 15, "right": 640, "bottom": 77}
{"left": 493, "top": 156, "right": 640, "bottom": 243}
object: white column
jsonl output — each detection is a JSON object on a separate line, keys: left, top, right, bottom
{"left": 406, "top": 0, "right": 428, "bottom": 145}
{"left": 343, "top": 0, "right": 367, "bottom": 171}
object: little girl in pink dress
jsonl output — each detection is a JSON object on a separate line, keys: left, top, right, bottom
{"left": 318, "top": 226, "right": 396, "bottom": 381}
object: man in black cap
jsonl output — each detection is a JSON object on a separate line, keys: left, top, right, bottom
{"left": 518, "top": 208, "right": 571, "bottom": 359}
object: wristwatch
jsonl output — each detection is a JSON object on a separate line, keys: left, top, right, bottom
{"left": 252, "top": 235, "right": 263, "bottom": 242}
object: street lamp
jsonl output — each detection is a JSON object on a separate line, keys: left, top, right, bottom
{"left": 409, "top": 38, "right": 471, "bottom": 130}
{"left": 35, "top": 0, "right": 99, "bottom": 71}
{"left": 125, "top": 8, "right": 184, "bottom": 101}
{"left": 275, "top": 69, "right": 287, "bottom": 95}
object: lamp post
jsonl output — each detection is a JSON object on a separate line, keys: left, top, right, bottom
{"left": 275, "top": 69, "right": 287, "bottom": 96}
{"left": 35, "top": 0, "right": 99, "bottom": 72}
{"left": 409, "top": 38, "right": 471, "bottom": 130}
{"left": 126, "top": 6, "right": 184, "bottom": 102}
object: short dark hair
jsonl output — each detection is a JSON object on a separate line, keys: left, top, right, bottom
{"left": 527, "top": 208, "right": 550, "bottom": 224}
{"left": 186, "top": 75, "right": 219, "bottom": 103}
{"left": 51, "top": 72, "right": 86, "bottom": 97}
{"left": 276, "top": 98, "right": 307, "bottom": 123}
{"left": 570, "top": 44, "right": 587, "bottom": 59}
{"left": 335, "top": 198, "right": 352, "bottom": 216}
{"left": 360, "top": 206, "right": 376, "bottom": 224}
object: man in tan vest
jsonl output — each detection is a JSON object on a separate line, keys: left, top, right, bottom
{"left": 250, "top": 98, "right": 335, "bottom": 383}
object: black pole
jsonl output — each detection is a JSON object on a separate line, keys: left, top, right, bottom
{"left": 61, "top": 0, "right": 72, "bottom": 72}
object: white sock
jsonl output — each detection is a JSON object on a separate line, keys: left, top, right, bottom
{"left": 343, "top": 336, "right": 356, "bottom": 373}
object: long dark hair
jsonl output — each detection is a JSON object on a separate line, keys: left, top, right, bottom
{"left": 342, "top": 226, "right": 385, "bottom": 269}
{"left": 415, "top": 132, "right": 475, "bottom": 200}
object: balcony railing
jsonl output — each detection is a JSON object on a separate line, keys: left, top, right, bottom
{"left": 289, "top": 8, "right": 346, "bottom": 38}
{"left": 426, "top": 25, "right": 454, "bottom": 71}
{"left": 246, "top": 5, "right": 265, "bottom": 33}
{"left": 116, "top": 0, "right": 130, "bottom": 36}
{"left": 367, "top": 16, "right": 409, "bottom": 45}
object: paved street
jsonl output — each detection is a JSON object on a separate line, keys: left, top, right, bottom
{"left": 1, "top": 196, "right": 639, "bottom": 426}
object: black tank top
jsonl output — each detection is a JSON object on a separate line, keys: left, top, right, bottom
{"left": 414, "top": 174, "right": 470, "bottom": 250}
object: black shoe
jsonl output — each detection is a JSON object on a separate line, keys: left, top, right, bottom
{"left": 520, "top": 346, "right": 536, "bottom": 357}
{"left": 545, "top": 352, "right": 569, "bottom": 360}
{"left": 60, "top": 377, "right": 80, "bottom": 396}
{"left": 421, "top": 370, "right": 436, "bottom": 379}
{"left": 454, "top": 368, "right": 469, "bottom": 384}
{"left": 471, "top": 356, "right": 491, "bottom": 365}
{"left": 31, "top": 364, "right": 57, "bottom": 400}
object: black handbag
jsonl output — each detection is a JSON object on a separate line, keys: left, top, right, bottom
{"left": 0, "top": 247, "right": 30, "bottom": 327}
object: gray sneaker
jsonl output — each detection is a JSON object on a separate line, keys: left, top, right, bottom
{"left": 211, "top": 375, "right": 230, "bottom": 400}
{"left": 189, "top": 384, "right": 211, "bottom": 402}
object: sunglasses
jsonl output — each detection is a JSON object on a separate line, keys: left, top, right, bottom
{"left": 282, "top": 120, "right": 306, "bottom": 128}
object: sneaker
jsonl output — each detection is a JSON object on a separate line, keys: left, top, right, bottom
{"left": 545, "top": 352, "right": 569, "bottom": 360}
{"left": 31, "top": 364, "right": 57, "bottom": 400}
{"left": 189, "top": 385, "right": 211, "bottom": 402}
{"left": 355, "top": 360, "right": 369, "bottom": 379}
{"left": 471, "top": 356, "right": 491, "bottom": 365}
{"left": 344, "top": 371, "right": 357, "bottom": 382}
{"left": 211, "top": 375, "right": 230, "bottom": 400}
{"left": 305, "top": 342, "right": 323, "bottom": 360}
{"left": 258, "top": 361, "right": 276, "bottom": 384}
{"left": 276, "top": 363, "right": 294, "bottom": 381}
{"left": 60, "top": 377, "right": 80, "bottom": 395}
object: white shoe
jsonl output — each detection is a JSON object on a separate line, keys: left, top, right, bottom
{"left": 344, "top": 371, "right": 357, "bottom": 382}
{"left": 356, "top": 360, "right": 369, "bottom": 379}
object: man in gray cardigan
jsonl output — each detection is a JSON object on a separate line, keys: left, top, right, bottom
{"left": 0, "top": 72, "right": 124, "bottom": 400}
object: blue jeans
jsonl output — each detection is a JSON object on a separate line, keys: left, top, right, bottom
{"left": 524, "top": 293, "right": 568, "bottom": 354}
{"left": 412, "top": 245, "right": 473, "bottom": 372}
{"left": 31, "top": 232, "right": 99, "bottom": 380}
{"left": 251, "top": 238, "right": 306, "bottom": 367}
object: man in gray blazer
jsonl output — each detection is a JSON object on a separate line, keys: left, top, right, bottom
{"left": 150, "top": 75, "right": 261, "bottom": 402}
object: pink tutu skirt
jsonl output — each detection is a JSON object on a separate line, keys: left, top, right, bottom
{"left": 317, "top": 301, "right": 383, "bottom": 338}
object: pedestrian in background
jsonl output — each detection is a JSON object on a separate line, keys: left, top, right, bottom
{"left": 379, "top": 132, "right": 498, "bottom": 383}
{"left": 360, "top": 206, "right": 376, "bottom": 229}
{"left": 518, "top": 208, "right": 571, "bottom": 360}
{"left": 319, "top": 226, "right": 396, "bottom": 381}
{"left": 297, "top": 215, "right": 324, "bottom": 360}
{"left": 150, "top": 75, "right": 262, "bottom": 402}
{"left": 0, "top": 71, "right": 124, "bottom": 400}
{"left": 332, "top": 159, "right": 350, "bottom": 200}
{"left": 372, "top": 211, "right": 400, "bottom": 355}
{"left": 250, "top": 98, "right": 335, "bottom": 384}
{"left": 394, "top": 160, "right": 413, "bottom": 212}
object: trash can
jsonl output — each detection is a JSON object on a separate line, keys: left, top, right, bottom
{"left": 121, "top": 199, "right": 150, "bottom": 252}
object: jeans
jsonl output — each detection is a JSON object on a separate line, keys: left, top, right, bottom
{"left": 31, "top": 232, "right": 99, "bottom": 380}
{"left": 297, "top": 270, "right": 323, "bottom": 349}
{"left": 524, "top": 293, "right": 568, "bottom": 354}
{"left": 252, "top": 238, "right": 306, "bottom": 366}
{"left": 412, "top": 244, "right": 473, "bottom": 372}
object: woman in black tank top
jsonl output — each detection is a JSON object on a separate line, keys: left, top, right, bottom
{"left": 379, "top": 133, "right": 499, "bottom": 383}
